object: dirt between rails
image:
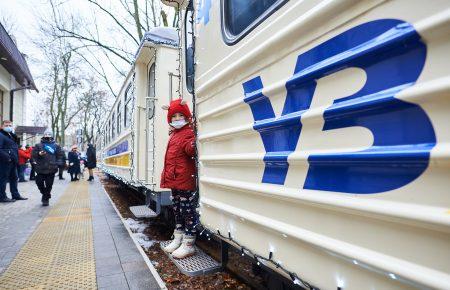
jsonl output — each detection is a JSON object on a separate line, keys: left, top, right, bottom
{"left": 100, "top": 174, "right": 266, "bottom": 290}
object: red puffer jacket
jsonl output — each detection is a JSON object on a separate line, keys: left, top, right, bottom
{"left": 161, "top": 125, "right": 196, "bottom": 191}
{"left": 18, "top": 148, "right": 31, "bottom": 165}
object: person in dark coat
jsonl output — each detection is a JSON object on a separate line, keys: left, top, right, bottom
{"left": 0, "top": 120, "right": 28, "bottom": 202}
{"left": 32, "top": 131, "right": 64, "bottom": 206}
{"left": 0, "top": 133, "right": 10, "bottom": 165}
{"left": 86, "top": 143, "right": 96, "bottom": 181}
{"left": 0, "top": 132, "right": 15, "bottom": 202}
{"left": 58, "top": 150, "right": 67, "bottom": 180}
{"left": 28, "top": 145, "right": 36, "bottom": 180}
{"left": 67, "top": 145, "right": 81, "bottom": 181}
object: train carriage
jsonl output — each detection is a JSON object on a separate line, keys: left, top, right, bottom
{"left": 100, "top": 27, "right": 191, "bottom": 215}
{"left": 162, "top": 0, "right": 450, "bottom": 289}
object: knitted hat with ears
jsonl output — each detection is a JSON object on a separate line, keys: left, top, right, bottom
{"left": 162, "top": 98, "right": 192, "bottom": 123}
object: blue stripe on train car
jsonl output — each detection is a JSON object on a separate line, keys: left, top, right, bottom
{"left": 107, "top": 140, "right": 129, "bottom": 157}
{"left": 243, "top": 19, "right": 436, "bottom": 194}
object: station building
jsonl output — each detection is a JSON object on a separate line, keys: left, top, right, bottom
{"left": 0, "top": 22, "right": 38, "bottom": 144}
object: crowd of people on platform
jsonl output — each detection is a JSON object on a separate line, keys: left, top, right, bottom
{"left": 0, "top": 120, "right": 97, "bottom": 206}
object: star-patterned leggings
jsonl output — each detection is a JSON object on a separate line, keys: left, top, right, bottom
{"left": 171, "top": 189, "right": 198, "bottom": 236}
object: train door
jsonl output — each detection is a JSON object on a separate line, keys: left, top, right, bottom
{"left": 134, "top": 62, "right": 148, "bottom": 184}
{"left": 145, "top": 62, "right": 156, "bottom": 188}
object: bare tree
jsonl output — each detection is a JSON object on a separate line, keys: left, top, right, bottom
{"left": 76, "top": 76, "right": 109, "bottom": 145}
{"left": 47, "top": 0, "right": 177, "bottom": 96}
{"left": 0, "top": 14, "right": 18, "bottom": 36}
{"left": 30, "top": 0, "right": 177, "bottom": 146}
{"left": 33, "top": 5, "right": 85, "bottom": 146}
{"left": 41, "top": 48, "right": 83, "bottom": 145}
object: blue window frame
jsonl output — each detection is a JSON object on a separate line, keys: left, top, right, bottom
{"left": 221, "top": 0, "right": 287, "bottom": 45}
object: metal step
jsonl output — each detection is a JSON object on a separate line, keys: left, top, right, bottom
{"left": 129, "top": 205, "right": 158, "bottom": 218}
{"left": 160, "top": 241, "right": 221, "bottom": 276}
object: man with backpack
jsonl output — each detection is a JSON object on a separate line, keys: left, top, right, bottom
{"left": 31, "top": 131, "right": 65, "bottom": 206}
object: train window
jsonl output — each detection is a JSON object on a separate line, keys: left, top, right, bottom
{"left": 221, "top": 0, "right": 287, "bottom": 45}
{"left": 111, "top": 113, "right": 116, "bottom": 139}
{"left": 147, "top": 63, "right": 155, "bottom": 119}
{"left": 124, "top": 84, "right": 132, "bottom": 127}
{"left": 184, "top": 8, "right": 194, "bottom": 93}
{"left": 117, "top": 101, "right": 122, "bottom": 135}
{"left": 107, "top": 121, "right": 110, "bottom": 143}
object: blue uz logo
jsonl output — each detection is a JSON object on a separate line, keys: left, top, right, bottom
{"left": 243, "top": 19, "right": 436, "bottom": 194}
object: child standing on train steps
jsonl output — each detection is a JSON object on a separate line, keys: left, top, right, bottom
{"left": 161, "top": 99, "right": 198, "bottom": 259}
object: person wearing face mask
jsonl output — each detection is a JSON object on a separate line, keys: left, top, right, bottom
{"left": 67, "top": 145, "right": 81, "bottom": 181}
{"left": 0, "top": 120, "right": 28, "bottom": 202}
{"left": 160, "top": 99, "right": 198, "bottom": 259}
{"left": 31, "top": 130, "right": 65, "bottom": 206}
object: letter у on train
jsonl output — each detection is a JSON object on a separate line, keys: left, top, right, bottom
{"left": 243, "top": 19, "right": 436, "bottom": 194}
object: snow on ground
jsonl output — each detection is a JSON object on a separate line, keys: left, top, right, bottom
{"left": 125, "top": 218, "right": 147, "bottom": 233}
{"left": 124, "top": 218, "right": 154, "bottom": 250}
{"left": 133, "top": 232, "right": 154, "bottom": 251}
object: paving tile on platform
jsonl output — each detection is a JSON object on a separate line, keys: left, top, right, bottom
{"left": 96, "top": 255, "right": 121, "bottom": 267}
{"left": 125, "top": 269, "right": 160, "bottom": 290}
{"left": 96, "top": 261, "right": 124, "bottom": 277}
{"left": 89, "top": 179, "right": 162, "bottom": 290}
{"left": 97, "top": 273, "right": 129, "bottom": 289}
{"left": 121, "top": 260, "right": 148, "bottom": 273}
{"left": 99, "top": 286, "right": 130, "bottom": 290}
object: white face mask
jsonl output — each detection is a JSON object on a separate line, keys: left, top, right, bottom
{"left": 170, "top": 119, "right": 187, "bottom": 129}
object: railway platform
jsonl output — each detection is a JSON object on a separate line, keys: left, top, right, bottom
{"left": 0, "top": 177, "right": 164, "bottom": 290}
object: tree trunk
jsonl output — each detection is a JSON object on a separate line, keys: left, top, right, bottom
{"left": 133, "top": 0, "right": 143, "bottom": 40}
{"left": 172, "top": 7, "right": 179, "bottom": 27}
{"left": 59, "top": 52, "right": 71, "bottom": 146}
{"left": 161, "top": 10, "right": 168, "bottom": 27}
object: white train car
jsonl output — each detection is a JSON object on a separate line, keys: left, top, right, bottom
{"left": 165, "top": 0, "right": 450, "bottom": 289}
{"left": 100, "top": 27, "right": 189, "bottom": 213}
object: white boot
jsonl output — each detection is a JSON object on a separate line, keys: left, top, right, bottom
{"left": 172, "top": 234, "right": 196, "bottom": 259}
{"left": 163, "top": 229, "right": 183, "bottom": 253}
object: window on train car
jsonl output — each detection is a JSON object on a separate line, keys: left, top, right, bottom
{"left": 221, "top": 0, "right": 287, "bottom": 45}
{"left": 184, "top": 8, "right": 194, "bottom": 93}
{"left": 111, "top": 112, "right": 116, "bottom": 139}
{"left": 117, "top": 101, "right": 122, "bottom": 135}
{"left": 147, "top": 63, "right": 156, "bottom": 119}
{"left": 124, "top": 84, "right": 132, "bottom": 127}
{"left": 107, "top": 122, "right": 110, "bottom": 143}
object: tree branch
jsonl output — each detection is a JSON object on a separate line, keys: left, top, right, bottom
{"left": 133, "top": 0, "right": 143, "bottom": 40}
{"left": 86, "top": 0, "right": 140, "bottom": 45}
{"left": 56, "top": 27, "right": 132, "bottom": 64}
